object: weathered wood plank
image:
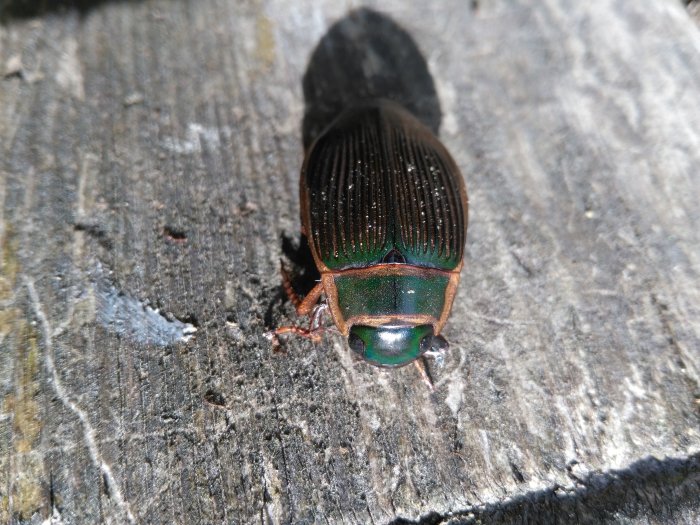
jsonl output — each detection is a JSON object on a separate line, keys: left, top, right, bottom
{"left": 1, "top": 0, "right": 699, "bottom": 523}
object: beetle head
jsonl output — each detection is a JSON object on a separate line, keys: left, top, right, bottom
{"left": 348, "top": 324, "right": 448, "bottom": 368}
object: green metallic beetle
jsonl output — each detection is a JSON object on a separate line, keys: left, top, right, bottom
{"left": 274, "top": 99, "right": 468, "bottom": 378}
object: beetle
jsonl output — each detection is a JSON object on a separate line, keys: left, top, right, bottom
{"left": 272, "top": 99, "right": 468, "bottom": 383}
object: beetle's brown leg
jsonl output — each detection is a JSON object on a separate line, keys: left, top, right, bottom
{"left": 280, "top": 260, "right": 303, "bottom": 310}
{"left": 275, "top": 302, "right": 329, "bottom": 340}
{"left": 280, "top": 260, "right": 324, "bottom": 316}
{"left": 414, "top": 357, "right": 435, "bottom": 391}
{"left": 270, "top": 325, "right": 324, "bottom": 343}
{"left": 267, "top": 296, "right": 330, "bottom": 349}
{"left": 297, "top": 282, "right": 324, "bottom": 316}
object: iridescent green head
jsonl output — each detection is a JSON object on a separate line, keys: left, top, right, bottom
{"left": 348, "top": 324, "right": 448, "bottom": 368}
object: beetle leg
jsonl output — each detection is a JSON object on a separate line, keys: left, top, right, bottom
{"left": 414, "top": 357, "right": 435, "bottom": 391}
{"left": 280, "top": 260, "right": 303, "bottom": 310}
{"left": 270, "top": 325, "right": 325, "bottom": 344}
{"left": 297, "top": 282, "right": 324, "bottom": 316}
{"left": 268, "top": 262, "right": 328, "bottom": 350}
{"left": 267, "top": 301, "right": 331, "bottom": 348}
{"left": 280, "top": 260, "right": 324, "bottom": 316}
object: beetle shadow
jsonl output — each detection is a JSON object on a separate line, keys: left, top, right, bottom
{"left": 0, "top": 0, "right": 142, "bottom": 22}
{"left": 302, "top": 7, "right": 442, "bottom": 149}
{"left": 281, "top": 7, "right": 443, "bottom": 304}
{"left": 279, "top": 232, "right": 320, "bottom": 299}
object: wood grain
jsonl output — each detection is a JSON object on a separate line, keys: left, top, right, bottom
{"left": 1, "top": 1, "right": 699, "bottom": 523}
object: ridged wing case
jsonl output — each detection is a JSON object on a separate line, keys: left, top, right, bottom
{"left": 301, "top": 100, "right": 468, "bottom": 273}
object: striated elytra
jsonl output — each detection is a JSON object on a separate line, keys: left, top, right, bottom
{"left": 275, "top": 99, "right": 468, "bottom": 371}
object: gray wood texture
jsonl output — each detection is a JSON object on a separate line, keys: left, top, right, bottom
{"left": 1, "top": 0, "right": 699, "bottom": 523}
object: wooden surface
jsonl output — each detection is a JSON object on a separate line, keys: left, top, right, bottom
{"left": 1, "top": 1, "right": 700, "bottom": 523}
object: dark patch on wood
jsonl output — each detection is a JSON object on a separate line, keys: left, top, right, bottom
{"left": 178, "top": 312, "right": 199, "bottom": 328}
{"left": 74, "top": 221, "right": 113, "bottom": 250}
{"left": 101, "top": 472, "right": 110, "bottom": 497}
{"left": 162, "top": 225, "right": 187, "bottom": 243}
{"left": 2, "top": 68, "right": 22, "bottom": 80}
{"left": 510, "top": 461, "right": 525, "bottom": 483}
{"left": 510, "top": 250, "right": 534, "bottom": 277}
{"left": 0, "top": 0, "right": 135, "bottom": 22}
{"left": 204, "top": 389, "right": 226, "bottom": 407}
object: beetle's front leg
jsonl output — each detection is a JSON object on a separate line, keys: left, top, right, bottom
{"left": 280, "top": 260, "right": 324, "bottom": 316}
{"left": 271, "top": 302, "right": 329, "bottom": 341}
{"left": 267, "top": 287, "right": 330, "bottom": 349}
